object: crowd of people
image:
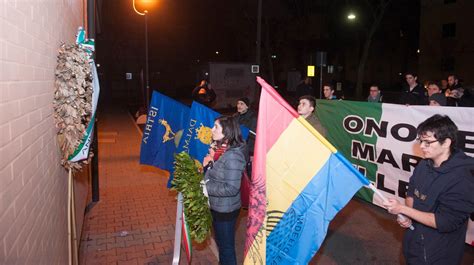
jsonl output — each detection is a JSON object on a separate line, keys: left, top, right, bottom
{"left": 383, "top": 72, "right": 473, "bottom": 107}
{"left": 293, "top": 72, "right": 474, "bottom": 107}
{"left": 189, "top": 76, "right": 473, "bottom": 265}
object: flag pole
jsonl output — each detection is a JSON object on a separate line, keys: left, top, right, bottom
{"left": 67, "top": 168, "right": 79, "bottom": 265}
{"left": 68, "top": 168, "right": 72, "bottom": 265}
{"left": 172, "top": 193, "right": 183, "bottom": 265}
{"left": 71, "top": 170, "right": 79, "bottom": 265}
{"left": 368, "top": 184, "right": 414, "bottom": 230}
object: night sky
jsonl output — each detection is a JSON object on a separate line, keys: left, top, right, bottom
{"left": 95, "top": 0, "right": 420, "bottom": 101}
{"left": 97, "top": 0, "right": 259, "bottom": 66}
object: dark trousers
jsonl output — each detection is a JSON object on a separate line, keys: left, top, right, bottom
{"left": 211, "top": 210, "right": 239, "bottom": 265}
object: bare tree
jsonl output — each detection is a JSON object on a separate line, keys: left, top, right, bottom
{"left": 355, "top": 0, "right": 392, "bottom": 99}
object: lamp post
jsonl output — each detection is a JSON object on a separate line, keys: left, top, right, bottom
{"left": 256, "top": 0, "right": 262, "bottom": 66}
{"left": 133, "top": 0, "right": 151, "bottom": 110}
{"left": 347, "top": 12, "right": 356, "bottom": 20}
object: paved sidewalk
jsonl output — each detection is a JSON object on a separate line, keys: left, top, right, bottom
{"left": 79, "top": 106, "right": 217, "bottom": 265}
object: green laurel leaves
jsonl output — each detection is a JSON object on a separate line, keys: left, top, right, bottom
{"left": 171, "top": 152, "right": 212, "bottom": 243}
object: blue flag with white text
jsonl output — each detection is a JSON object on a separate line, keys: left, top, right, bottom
{"left": 139, "top": 91, "right": 190, "bottom": 173}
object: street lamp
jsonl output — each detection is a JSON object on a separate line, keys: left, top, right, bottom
{"left": 347, "top": 12, "right": 356, "bottom": 20}
{"left": 133, "top": 0, "right": 156, "bottom": 110}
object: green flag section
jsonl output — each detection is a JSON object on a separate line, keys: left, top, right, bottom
{"left": 317, "top": 100, "right": 474, "bottom": 245}
{"left": 317, "top": 100, "right": 381, "bottom": 202}
{"left": 69, "top": 28, "right": 99, "bottom": 162}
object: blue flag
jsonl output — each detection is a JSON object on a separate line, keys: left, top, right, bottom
{"left": 139, "top": 91, "right": 190, "bottom": 173}
{"left": 169, "top": 102, "right": 249, "bottom": 185}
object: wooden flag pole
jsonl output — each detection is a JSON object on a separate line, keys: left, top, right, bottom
{"left": 68, "top": 168, "right": 73, "bottom": 265}
{"left": 172, "top": 193, "right": 183, "bottom": 265}
{"left": 68, "top": 168, "right": 79, "bottom": 265}
{"left": 71, "top": 169, "right": 79, "bottom": 265}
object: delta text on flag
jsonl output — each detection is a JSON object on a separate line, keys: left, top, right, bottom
{"left": 244, "top": 77, "right": 370, "bottom": 264}
{"left": 139, "top": 91, "right": 190, "bottom": 173}
{"left": 316, "top": 100, "right": 474, "bottom": 245}
{"left": 174, "top": 101, "right": 250, "bottom": 176}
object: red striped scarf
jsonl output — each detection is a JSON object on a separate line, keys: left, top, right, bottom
{"left": 213, "top": 143, "right": 228, "bottom": 161}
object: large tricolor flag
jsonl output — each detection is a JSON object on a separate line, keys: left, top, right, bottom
{"left": 244, "top": 77, "right": 370, "bottom": 264}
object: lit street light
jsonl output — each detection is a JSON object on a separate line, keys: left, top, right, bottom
{"left": 133, "top": 0, "right": 157, "bottom": 110}
{"left": 347, "top": 13, "right": 356, "bottom": 20}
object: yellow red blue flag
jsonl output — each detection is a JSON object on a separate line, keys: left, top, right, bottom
{"left": 244, "top": 77, "right": 369, "bottom": 264}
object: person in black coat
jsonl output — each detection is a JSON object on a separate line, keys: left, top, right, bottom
{"left": 235, "top": 97, "right": 256, "bottom": 155}
{"left": 384, "top": 115, "right": 474, "bottom": 265}
{"left": 295, "top": 77, "right": 314, "bottom": 99}
{"left": 399, "top": 72, "right": 427, "bottom": 105}
{"left": 192, "top": 80, "right": 216, "bottom": 107}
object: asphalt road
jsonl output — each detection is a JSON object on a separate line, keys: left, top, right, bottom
{"left": 235, "top": 198, "right": 474, "bottom": 265}
{"left": 311, "top": 198, "right": 474, "bottom": 265}
{"left": 131, "top": 108, "right": 473, "bottom": 264}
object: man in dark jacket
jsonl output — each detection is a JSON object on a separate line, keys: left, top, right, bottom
{"left": 295, "top": 77, "right": 314, "bottom": 99}
{"left": 384, "top": 115, "right": 474, "bottom": 265}
{"left": 235, "top": 97, "right": 257, "bottom": 155}
{"left": 399, "top": 72, "right": 427, "bottom": 105}
{"left": 192, "top": 80, "right": 216, "bottom": 107}
{"left": 367, "top": 84, "right": 383, "bottom": 103}
{"left": 297, "top": 95, "right": 327, "bottom": 137}
{"left": 447, "top": 87, "right": 474, "bottom": 107}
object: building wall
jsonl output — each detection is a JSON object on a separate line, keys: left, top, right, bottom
{"left": 419, "top": 0, "right": 474, "bottom": 85}
{"left": 0, "top": 1, "right": 84, "bottom": 264}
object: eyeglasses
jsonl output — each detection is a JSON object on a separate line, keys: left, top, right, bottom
{"left": 416, "top": 138, "right": 438, "bottom": 147}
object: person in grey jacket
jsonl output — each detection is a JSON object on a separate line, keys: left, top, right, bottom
{"left": 203, "top": 115, "right": 247, "bottom": 265}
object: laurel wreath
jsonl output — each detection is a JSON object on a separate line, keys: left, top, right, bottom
{"left": 171, "top": 152, "right": 212, "bottom": 243}
{"left": 53, "top": 43, "right": 93, "bottom": 171}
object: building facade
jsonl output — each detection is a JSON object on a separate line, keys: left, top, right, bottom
{"left": 1, "top": 1, "right": 87, "bottom": 263}
{"left": 419, "top": 0, "right": 474, "bottom": 86}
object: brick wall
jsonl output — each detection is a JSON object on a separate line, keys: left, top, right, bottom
{"left": 0, "top": 1, "right": 84, "bottom": 264}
